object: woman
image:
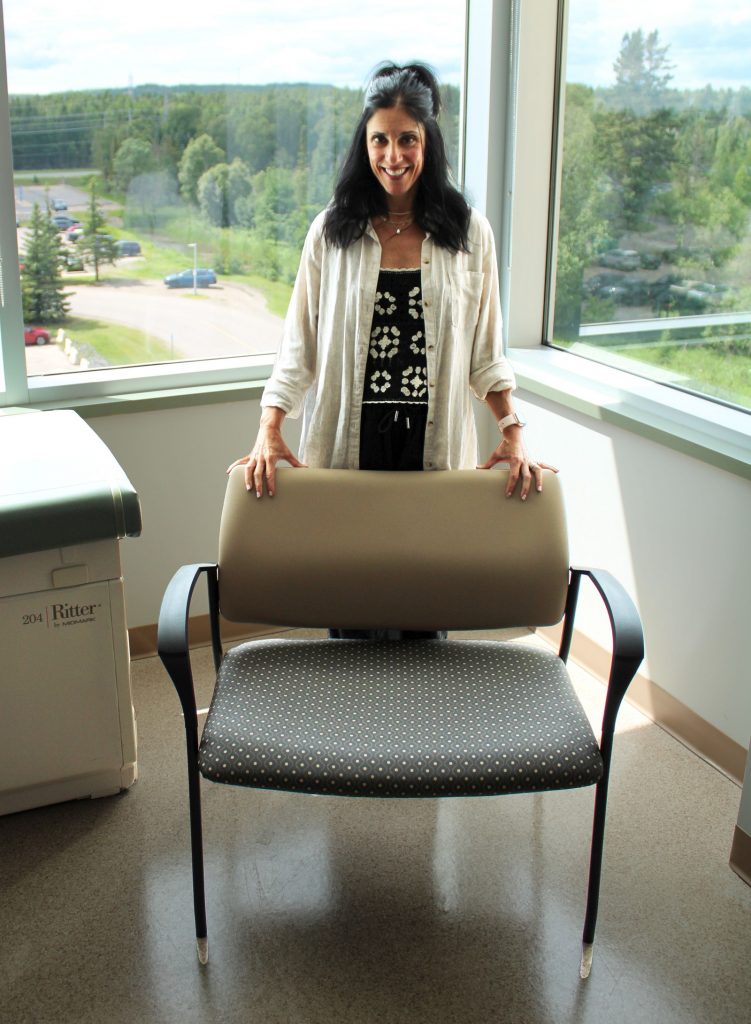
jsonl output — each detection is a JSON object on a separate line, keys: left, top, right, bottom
{"left": 229, "top": 62, "right": 552, "bottom": 496}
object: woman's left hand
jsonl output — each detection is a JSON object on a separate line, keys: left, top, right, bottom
{"left": 477, "top": 434, "right": 558, "bottom": 500}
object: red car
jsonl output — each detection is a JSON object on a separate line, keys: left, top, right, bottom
{"left": 24, "top": 326, "right": 51, "bottom": 346}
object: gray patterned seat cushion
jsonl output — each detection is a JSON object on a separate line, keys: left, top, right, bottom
{"left": 198, "top": 639, "right": 604, "bottom": 797}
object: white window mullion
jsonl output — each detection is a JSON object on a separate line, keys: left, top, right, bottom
{"left": 0, "top": 0, "right": 29, "bottom": 406}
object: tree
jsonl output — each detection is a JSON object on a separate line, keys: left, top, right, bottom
{"left": 178, "top": 133, "right": 225, "bottom": 204}
{"left": 197, "top": 158, "right": 252, "bottom": 228}
{"left": 126, "top": 169, "right": 180, "bottom": 232}
{"left": 553, "top": 85, "right": 609, "bottom": 338}
{"left": 77, "top": 181, "right": 117, "bottom": 282}
{"left": 612, "top": 29, "right": 674, "bottom": 114}
{"left": 594, "top": 107, "right": 677, "bottom": 229}
{"left": 113, "top": 137, "right": 155, "bottom": 192}
{"left": 250, "top": 166, "right": 306, "bottom": 245}
{"left": 21, "top": 203, "right": 69, "bottom": 323}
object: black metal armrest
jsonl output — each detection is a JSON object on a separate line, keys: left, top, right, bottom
{"left": 559, "top": 566, "right": 645, "bottom": 742}
{"left": 157, "top": 563, "right": 221, "bottom": 724}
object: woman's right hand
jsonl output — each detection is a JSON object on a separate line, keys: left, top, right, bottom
{"left": 227, "top": 411, "right": 306, "bottom": 497}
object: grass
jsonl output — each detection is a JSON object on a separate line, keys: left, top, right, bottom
{"left": 14, "top": 169, "right": 101, "bottom": 185}
{"left": 236, "top": 274, "right": 293, "bottom": 318}
{"left": 624, "top": 343, "right": 751, "bottom": 405}
{"left": 61, "top": 316, "right": 174, "bottom": 366}
{"left": 555, "top": 336, "right": 751, "bottom": 408}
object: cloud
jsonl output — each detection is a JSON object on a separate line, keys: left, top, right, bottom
{"left": 566, "top": 0, "right": 751, "bottom": 90}
{"left": 4, "top": 0, "right": 465, "bottom": 94}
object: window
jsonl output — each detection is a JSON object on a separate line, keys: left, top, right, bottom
{"left": 0, "top": 0, "right": 465, "bottom": 405}
{"left": 550, "top": 0, "right": 751, "bottom": 412}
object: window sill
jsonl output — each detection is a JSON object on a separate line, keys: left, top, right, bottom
{"left": 19, "top": 346, "right": 751, "bottom": 477}
{"left": 19, "top": 355, "right": 272, "bottom": 418}
{"left": 509, "top": 346, "right": 751, "bottom": 480}
{"left": 28, "top": 378, "right": 268, "bottom": 419}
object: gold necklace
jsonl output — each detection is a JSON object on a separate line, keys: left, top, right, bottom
{"left": 380, "top": 214, "right": 414, "bottom": 236}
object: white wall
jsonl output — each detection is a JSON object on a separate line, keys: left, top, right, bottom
{"left": 499, "top": 390, "right": 751, "bottom": 749}
{"left": 91, "top": 393, "right": 750, "bottom": 751}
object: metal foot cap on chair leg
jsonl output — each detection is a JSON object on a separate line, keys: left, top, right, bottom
{"left": 580, "top": 942, "right": 594, "bottom": 979}
{"left": 197, "top": 937, "right": 209, "bottom": 965}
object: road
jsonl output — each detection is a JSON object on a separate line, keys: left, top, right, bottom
{"left": 65, "top": 277, "right": 283, "bottom": 359}
{"left": 24, "top": 277, "right": 285, "bottom": 376}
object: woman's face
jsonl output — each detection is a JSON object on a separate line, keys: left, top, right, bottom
{"left": 365, "top": 106, "right": 425, "bottom": 206}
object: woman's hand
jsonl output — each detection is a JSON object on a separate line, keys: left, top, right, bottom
{"left": 227, "top": 413, "right": 306, "bottom": 497}
{"left": 477, "top": 429, "right": 558, "bottom": 500}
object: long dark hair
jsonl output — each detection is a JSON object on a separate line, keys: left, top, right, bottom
{"left": 323, "top": 62, "right": 470, "bottom": 252}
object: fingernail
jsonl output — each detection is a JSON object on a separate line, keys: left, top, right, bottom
{"left": 522, "top": 494, "right": 527, "bottom": 501}
{"left": 256, "top": 490, "right": 261, "bottom": 498}
{"left": 537, "top": 484, "right": 543, "bottom": 492}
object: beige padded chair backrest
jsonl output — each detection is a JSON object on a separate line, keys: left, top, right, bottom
{"left": 218, "top": 467, "right": 569, "bottom": 630}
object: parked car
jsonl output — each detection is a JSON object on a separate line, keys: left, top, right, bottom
{"left": 64, "top": 252, "right": 85, "bottom": 271}
{"left": 24, "top": 326, "right": 51, "bottom": 346}
{"left": 639, "top": 252, "right": 662, "bottom": 270}
{"left": 51, "top": 214, "right": 79, "bottom": 230}
{"left": 164, "top": 268, "right": 217, "bottom": 288}
{"left": 669, "top": 280, "right": 730, "bottom": 312}
{"left": 115, "top": 240, "right": 142, "bottom": 257}
{"left": 51, "top": 198, "right": 67, "bottom": 211}
{"left": 597, "top": 248, "right": 640, "bottom": 271}
{"left": 583, "top": 271, "right": 623, "bottom": 295}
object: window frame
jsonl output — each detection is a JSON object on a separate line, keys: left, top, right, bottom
{"left": 1, "top": 0, "right": 749, "bottom": 478}
{"left": 504, "top": 0, "right": 750, "bottom": 478}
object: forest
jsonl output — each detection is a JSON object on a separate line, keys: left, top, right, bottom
{"left": 11, "top": 81, "right": 461, "bottom": 282}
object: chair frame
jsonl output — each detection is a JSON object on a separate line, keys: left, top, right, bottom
{"left": 159, "top": 553, "right": 643, "bottom": 977}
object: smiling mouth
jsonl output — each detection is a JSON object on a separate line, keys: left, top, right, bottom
{"left": 381, "top": 167, "right": 410, "bottom": 178}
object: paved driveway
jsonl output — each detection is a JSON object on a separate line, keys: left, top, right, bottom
{"left": 24, "top": 276, "right": 284, "bottom": 376}
{"left": 65, "top": 277, "right": 283, "bottom": 359}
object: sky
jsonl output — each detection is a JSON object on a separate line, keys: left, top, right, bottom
{"left": 3, "top": 1, "right": 465, "bottom": 94}
{"left": 566, "top": 0, "right": 751, "bottom": 91}
{"left": 3, "top": 0, "right": 750, "bottom": 96}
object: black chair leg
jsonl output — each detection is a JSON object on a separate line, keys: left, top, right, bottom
{"left": 580, "top": 773, "right": 611, "bottom": 977}
{"left": 183, "top": 722, "right": 208, "bottom": 964}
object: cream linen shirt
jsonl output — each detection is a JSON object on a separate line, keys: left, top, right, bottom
{"left": 261, "top": 207, "right": 516, "bottom": 470}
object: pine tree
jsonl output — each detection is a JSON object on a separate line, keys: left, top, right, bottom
{"left": 21, "top": 203, "right": 69, "bottom": 323}
{"left": 78, "top": 180, "right": 117, "bottom": 282}
{"left": 612, "top": 29, "right": 674, "bottom": 115}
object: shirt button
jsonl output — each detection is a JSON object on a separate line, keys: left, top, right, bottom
{"left": 423, "top": 258, "right": 430, "bottom": 264}
{"left": 423, "top": 300, "right": 429, "bottom": 307}
{"left": 428, "top": 344, "right": 434, "bottom": 350}
{"left": 427, "top": 461, "right": 434, "bottom": 467}
{"left": 428, "top": 420, "right": 434, "bottom": 426}
{"left": 429, "top": 381, "right": 435, "bottom": 388}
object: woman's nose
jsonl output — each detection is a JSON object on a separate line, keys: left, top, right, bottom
{"left": 385, "top": 141, "right": 401, "bottom": 164}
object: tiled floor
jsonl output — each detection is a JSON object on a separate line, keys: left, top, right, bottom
{"left": 2, "top": 629, "right": 749, "bottom": 1024}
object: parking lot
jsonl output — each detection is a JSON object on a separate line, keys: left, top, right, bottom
{"left": 24, "top": 277, "right": 284, "bottom": 375}
{"left": 15, "top": 180, "right": 118, "bottom": 223}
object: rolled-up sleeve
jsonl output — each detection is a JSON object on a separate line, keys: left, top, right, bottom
{"left": 467, "top": 213, "right": 516, "bottom": 401}
{"left": 261, "top": 213, "right": 324, "bottom": 418}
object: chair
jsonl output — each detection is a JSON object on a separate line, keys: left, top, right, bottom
{"left": 158, "top": 467, "right": 643, "bottom": 977}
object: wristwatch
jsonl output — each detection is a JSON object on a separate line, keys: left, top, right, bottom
{"left": 497, "top": 412, "right": 526, "bottom": 431}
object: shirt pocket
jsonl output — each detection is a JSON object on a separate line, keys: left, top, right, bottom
{"left": 450, "top": 270, "right": 484, "bottom": 333}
